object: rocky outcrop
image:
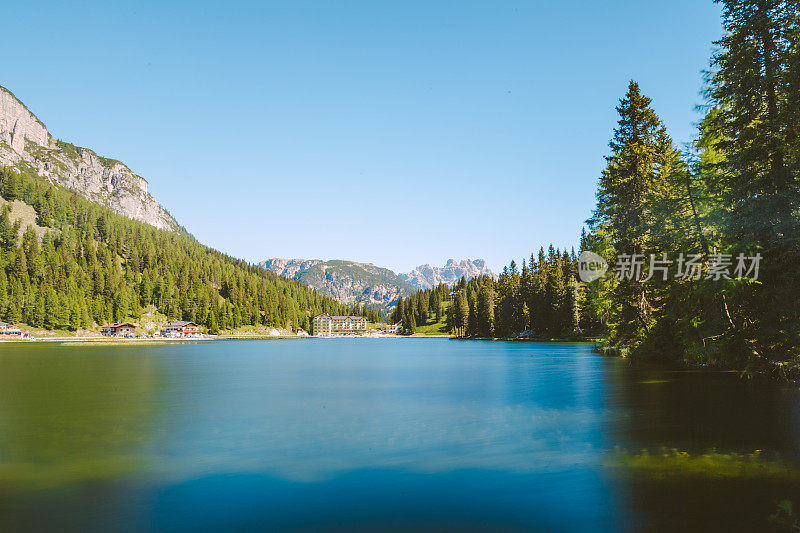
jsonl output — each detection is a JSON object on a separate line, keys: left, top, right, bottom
{"left": 399, "top": 259, "right": 496, "bottom": 290}
{"left": 0, "top": 85, "right": 178, "bottom": 231}
{"left": 260, "top": 258, "right": 416, "bottom": 309}
{"left": 0, "top": 88, "right": 49, "bottom": 153}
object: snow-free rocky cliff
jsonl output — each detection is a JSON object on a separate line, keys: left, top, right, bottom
{"left": 260, "top": 258, "right": 497, "bottom": 308}
{"left": 0, "top": 86, "right": 177, "bottom": 230}
{"left": 399, "top": 259, "right": 496, "bottom": 290}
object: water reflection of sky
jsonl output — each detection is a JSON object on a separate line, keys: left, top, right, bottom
{"left": 150, "top": 340, "right": 611, "bottom": 483}
{"left": 1, "top": 340, "right": 799, "bottom": 531}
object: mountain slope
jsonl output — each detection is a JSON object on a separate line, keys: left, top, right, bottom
{"left": 0, "top": 88, "right": 359, "bottom": 333}
{"left": 0, "top": 166, "right": 359, "bottom": 333}
{"left": 400, "top": 259, "right": 496, "bottom": 290}
{"left": 259, "top": 258, "right": 416, "bottom": 308}
{"left": 0, "top": 85, "right": 177, "bottom": 230}
{"left": 260, "top": 258, "right": 497, "bottom": 308}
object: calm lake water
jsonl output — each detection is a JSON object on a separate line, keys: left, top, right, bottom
{"left": 0, "top": 339, "right": 798, "bottom": 532}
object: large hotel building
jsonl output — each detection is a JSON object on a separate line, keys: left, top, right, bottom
{"left": 312, "top": 314, "right": 368, "bottom": 336}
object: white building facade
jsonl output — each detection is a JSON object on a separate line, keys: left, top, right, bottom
{"left": 312, "top": 314, "right": 368, "bottom": 336}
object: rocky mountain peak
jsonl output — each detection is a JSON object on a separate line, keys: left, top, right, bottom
{"left": 0, "top": 85, "right": 177, "bottom": 231}
{"left": 0, "top": 88, "right": 50, "bottom": 153}
{"left": 399, "top": 259, "right": 496, "bottom": 290}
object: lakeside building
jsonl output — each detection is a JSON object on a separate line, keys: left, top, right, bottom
{"left": 0, "top": 322, "right": 22, "bottom": 338}
{"left": 312, "top": 314, "right": 368, "bottom": 336}
{"left": 101, "top": 322, "right": 136, "bottom": 337}
{"left": 381, "top": 323, "right": 400, "bottom": 334}
{"left": 162, "top": 321, "right": 201, "bottom": 338}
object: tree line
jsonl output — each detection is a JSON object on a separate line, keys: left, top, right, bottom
{"left": 583, "top": 0, "right": 800, "bottom": 368}
{"left": 389, "top": 283, "right": 449, "bottom": 333}
{"left": 0, "top": 168, "right": 367, "bottom": 333}
{"left": 399, "top": 0, "right": 800, "bottom": 371}
{"left": 2, "top": 0, "right": 797, "bottom": 369}
{"left": 396, "top": 246, "right": 594, "bottom": 340}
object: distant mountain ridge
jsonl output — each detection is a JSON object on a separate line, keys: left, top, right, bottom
{"left": 399, "top": 259, "right": 496, "bottom": 290}
{"left": 259, "top": 259, "right": 416, "bottom": 309}
{"left": 0, "top": 85, "right": 177, "bottom": 230}
{"left": 259, "top": 258, "right": 496, "bottom": 308}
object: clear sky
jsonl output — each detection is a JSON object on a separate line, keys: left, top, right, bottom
{"left": 4, "top": 1, "right": 722, "bottom": 273}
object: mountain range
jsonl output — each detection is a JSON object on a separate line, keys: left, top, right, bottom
{"left": 399, "top": 259, "right": 496, "bottom": 290}
{"left": 0, "top": 85, "right": 361, "bottom": 334}
{"left": 1, "top": 83, "right": 495, "bottom": 315}
{"left": 260, "top": 258, "right": 496, "bottom": 308}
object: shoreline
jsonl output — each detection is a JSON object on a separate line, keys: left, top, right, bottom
{"left": 0, "top": 333, "right": 456, "bottom": 345}
{"left": 1, "top": 333, "right": 602, "bottom": 344}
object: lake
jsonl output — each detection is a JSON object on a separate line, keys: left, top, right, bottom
{"left": 0, "top": 339, "right": 797, "bottom": 531}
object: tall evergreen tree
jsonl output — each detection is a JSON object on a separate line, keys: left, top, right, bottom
{"left": 589, "top": 81, "right": 680, "bottom": 348}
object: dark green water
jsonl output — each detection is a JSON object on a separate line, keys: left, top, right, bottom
{"left": 0, "top": 339, "right": 798, "bottom": 532}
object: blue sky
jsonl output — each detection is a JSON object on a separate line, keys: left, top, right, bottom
{"left": 4, "top": 1, "right": 721, "bottom": 273}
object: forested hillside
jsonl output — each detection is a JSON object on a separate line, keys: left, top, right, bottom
{"left": 400, "top": 0, "right": 800, "bottom": 372}
{"left": 0, "top": 167, "right": 363, "bottom": 333}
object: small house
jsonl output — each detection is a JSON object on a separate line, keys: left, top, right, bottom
{"left": 163, "top": 321, "right": 201, "bottom": 338}
{"left": 382, "top": 323, "right": 400, "bottom": 334}
{"left": 0, "top": 322, "right": 22, "bottom": 338}
{"left": 101, "top": 322, "right": 136, "bottom": 337}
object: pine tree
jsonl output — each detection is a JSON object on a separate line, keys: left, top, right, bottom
{"left": 0, "top": 206, "right": 16, "bottom": 252}
{"left": 589, "top": 81, "right": 678, "bottom": 348}
{"left": 477, "top": 284, "right": 495, "bottom": 337}
{"left": 456, "top": 292, "right": 469, "bottom": 337}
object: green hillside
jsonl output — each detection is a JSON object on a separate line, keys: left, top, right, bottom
{"left": 413, "top": 300, "right": 451, "bottom": 335}
{"left": 0, "top": 167, "right": 359, "bottom": 333}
